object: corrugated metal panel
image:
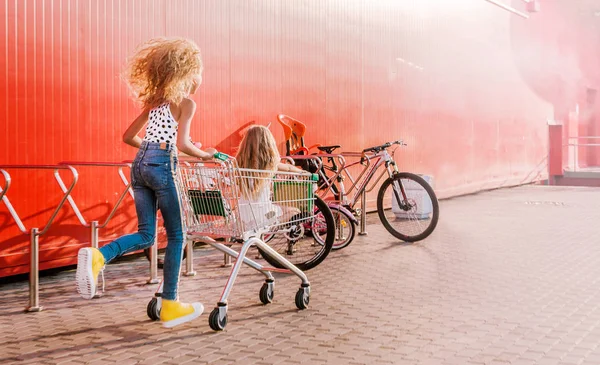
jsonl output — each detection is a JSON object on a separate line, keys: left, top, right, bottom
{"left": 1, "top": 1, "right": 7, "bottom": 163}
{"left": 1, "top": 0, "right": 599, "bottom": 276}
{"left": 280, "top": 0, "right": 327, "bottom": 148}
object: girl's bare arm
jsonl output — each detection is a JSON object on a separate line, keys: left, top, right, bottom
{"left": 176, "top": 99, "right": 215, "bottom": 159}
{"left": 122, "top": 109, "right": 150, "bottom": 148}
{"left": 277, "top": 162, "right": 305, "bottom": 173}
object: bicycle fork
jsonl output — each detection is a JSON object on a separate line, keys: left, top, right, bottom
{"left": 386, "top": 161, "right": 410, "bottom": 210}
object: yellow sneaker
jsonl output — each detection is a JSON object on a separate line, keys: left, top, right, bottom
{"left": 160, "top": 299, "right": 204, "bottom": 328}
{"left": 76, "top": 247, "right": 105, "bottom": 299}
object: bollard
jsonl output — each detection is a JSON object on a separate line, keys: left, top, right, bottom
{"left": 27, "top": 228, "right": 43, "bottom": 312}
{"left": 358, "top": 192, "right": 368, "bottom": 235}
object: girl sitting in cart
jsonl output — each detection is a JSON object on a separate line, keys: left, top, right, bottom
{"left": 235, "top": 125, "right": 307, "bottom": 229}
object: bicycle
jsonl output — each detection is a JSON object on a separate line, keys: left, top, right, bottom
{"left": 295, "top": 140, "right": 439, "bottom": 250}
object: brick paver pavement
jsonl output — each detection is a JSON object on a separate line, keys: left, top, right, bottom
{"left": 2, "top": 185, "right": 600, "bottom": 365}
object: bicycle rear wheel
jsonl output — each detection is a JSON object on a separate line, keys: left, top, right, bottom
{"left": 377, "top": 172, "right": 439, "bottom": 242}
{"left": 313, "top": 205, "right": 355, "bottom": 251}
{"left": 258, "top": 196, "right": 335, "bottom": 270}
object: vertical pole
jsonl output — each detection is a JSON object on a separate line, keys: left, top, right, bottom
{"left": 548, "top": 124, "right": 563, "bottom": 184}
{"left": 90, "top": 221, "right": 99, "bottom": 249}
{"left": 27, "top": 228, "right": 43, "bottom": 312}
{"left": 575, "top": 141, "right": 578, "bottom": 172}
{"left": 223, "top": 252, "right": 232, "bottom": 267}
{"left": 359, "top": 192, "right": 368, "bottom": 236}
{"left": 185, "top": 240, "right": 196, "bottom": 276}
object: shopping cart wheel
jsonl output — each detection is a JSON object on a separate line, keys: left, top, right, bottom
{"left": 209, "top": 306, "right": 228, "bottom": 331}
{"left": 295, "top": 286, "right": 310, "bottom": 310}
{"left": 259, "top": 280, "right": 275, "bottom": 305}
{"left": 146, "top": 297, "right": 161, "bottom": 321}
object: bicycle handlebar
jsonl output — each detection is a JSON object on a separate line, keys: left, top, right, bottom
{"left": 362, "top": 140, "right": 406, "bottom": 153}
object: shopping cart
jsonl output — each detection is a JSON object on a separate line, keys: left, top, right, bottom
{"left": 146, "top": 155, "right": 335, "bottom": 331}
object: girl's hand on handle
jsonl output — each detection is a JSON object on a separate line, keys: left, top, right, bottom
{"left": 202, "top": 147, "right": 217, "bottom": 160}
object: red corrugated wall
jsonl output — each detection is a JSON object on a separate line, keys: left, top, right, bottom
{"left": 2, "top": 0, "right": 600, "bottom": 277}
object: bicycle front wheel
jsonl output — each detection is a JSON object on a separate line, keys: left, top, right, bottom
{"left": 258, "top": 196, "right": 335, "bottom": 271}
{"left": 377, "top": 172, "right": 439, "bottom": 242}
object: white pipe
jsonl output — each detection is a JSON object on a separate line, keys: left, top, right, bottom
{"left": 484, "top": 0, "right": 529, "bottom": 19}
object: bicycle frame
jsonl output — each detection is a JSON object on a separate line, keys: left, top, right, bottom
{"left": 287, "top": 143, "right": 405, "bottom": 213}
{"left": 332, "top": 149, "right": 399, "bottom": 210}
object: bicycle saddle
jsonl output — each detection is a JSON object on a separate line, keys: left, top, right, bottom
{"left": 317, "top": 145, "right": 341, "bottom": 153}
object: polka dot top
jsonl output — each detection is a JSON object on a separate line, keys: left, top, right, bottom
{"left": 143, "top": 103, "right": 178, "bottom": 144}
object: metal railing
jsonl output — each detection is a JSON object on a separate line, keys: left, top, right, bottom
{"left": 483, "top": 0, "right": 530, "bottom": 19}
{"left": 0, "top": 159, "right": 226, "bottom": 309}
{"left": 58, "top": 162, "right": 133, "bottom": 249}
{"left": 56, "top": 161, "right": 161, "bottom": 289}
{"left": 564, "top": 136, "right": 600, "bottom": 172}
{"left": 0, "top": 165, "right": 78, "bottom": 311}
{"left": 0, "top": 170, "right": 10, "bottom": 206}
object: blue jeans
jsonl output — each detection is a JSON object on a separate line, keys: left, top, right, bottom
{"left": 99, "top": 141, "right": 184, "bottom": 300}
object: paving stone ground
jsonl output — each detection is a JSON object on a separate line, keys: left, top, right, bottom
{"left": 1, "top": 185, "right": 600, "bottom": 365}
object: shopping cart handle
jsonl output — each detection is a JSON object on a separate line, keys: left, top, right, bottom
{"left": 311, "top": 173, "right": 319, "bottom": 181}
{"left": 213, "top": 152, "right": 230, "bottom": 161}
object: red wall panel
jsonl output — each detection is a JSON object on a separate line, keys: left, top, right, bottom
{"left": 2, "top": 0, "right": 600, "bottom": 277}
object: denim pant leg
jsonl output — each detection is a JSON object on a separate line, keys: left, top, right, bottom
{"left": 99, "top": 184, "right": 158, "bottom": 263}
{"left": 156, "top": 182, "right": 185, "bottom": 301}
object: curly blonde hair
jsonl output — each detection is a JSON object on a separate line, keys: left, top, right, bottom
{"left": 123, "top": 37, "right": 203, "bottom": 108}
{"left": 236, "top": 125, "right": 281, "bottom": 200}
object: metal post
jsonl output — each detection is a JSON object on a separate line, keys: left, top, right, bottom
{"left": 575, "top": 141, "right": 578, "bottom": 172}
{"left": 27, "top": 228, "right": 42, "bottom": 312}
{"left": 359, "top": 192, "right": 368, "bottom": 235}
{"left": 184, "top": 240, "right": 196, "bottom": 276}
{"left": 223, "top": 252, "right": 232, "bottom": 267}
{"left": 90, "top": 221, "right": 99, "bottom": 249}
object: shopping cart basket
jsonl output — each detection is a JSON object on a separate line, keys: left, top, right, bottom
{"left": 146, "top": 156, "right": 335, "bottom": 331}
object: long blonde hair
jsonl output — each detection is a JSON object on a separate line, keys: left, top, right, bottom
{"left": 236, "top": 125, "right": 281, "bottom": 199}
{"left": 122, "top": 37, "right": 203, "bottom": 108}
